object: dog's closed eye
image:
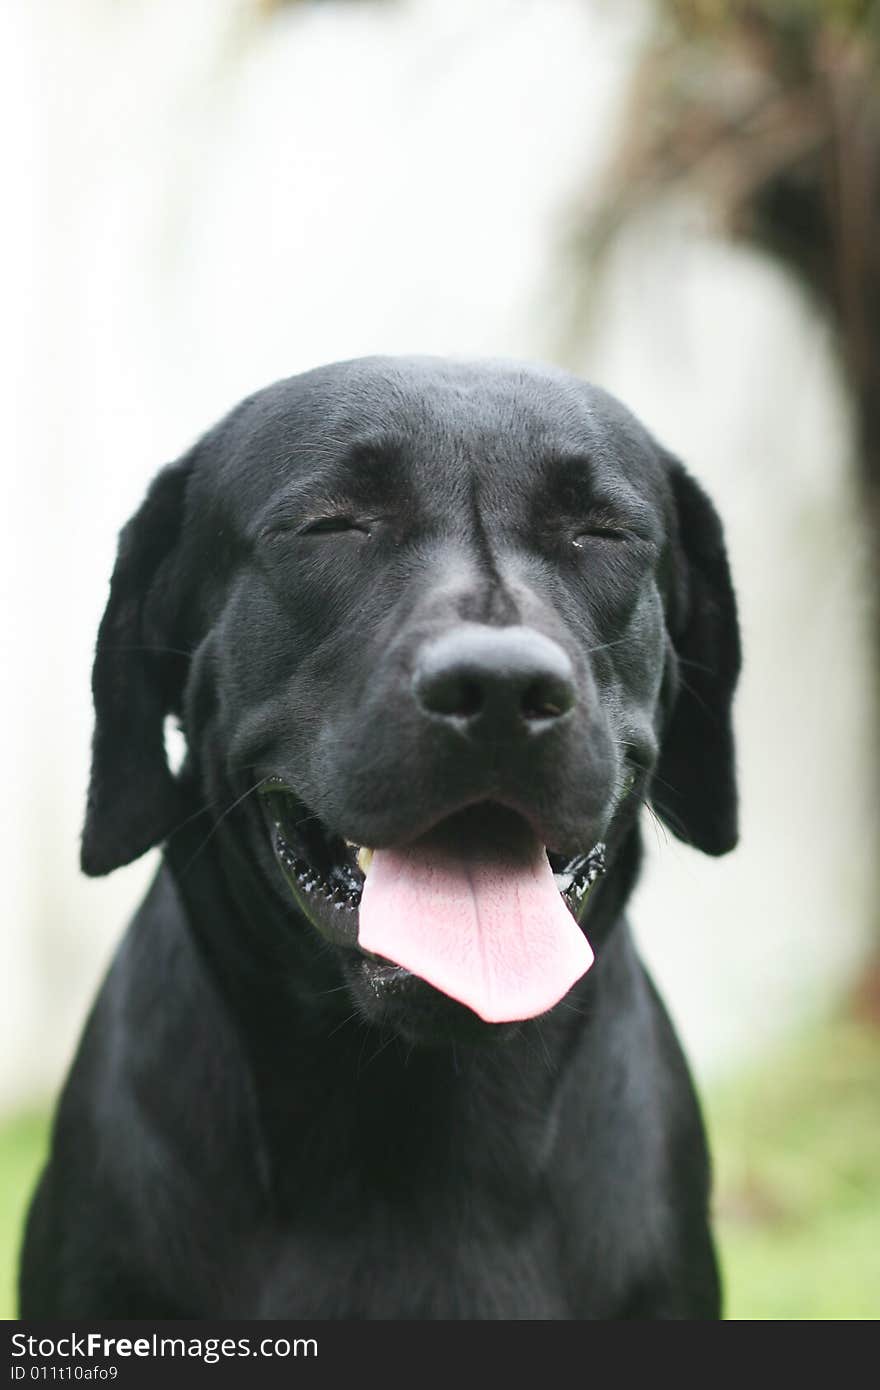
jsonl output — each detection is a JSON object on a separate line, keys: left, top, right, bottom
{"left": 572, "top": 520, "right": 631, "bottom": 546}
{"left": 300, "top": 515, "right": 372, "bottom": 537}
{"left": 260, "top": 513, "right": 372, "bottom": 540}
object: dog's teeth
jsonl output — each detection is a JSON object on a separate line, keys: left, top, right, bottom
{"left": 553, "top": 872, "right": 574, "bottom": 892}
{"left": 356, "top": 847, "right": 374, "bottom": 875}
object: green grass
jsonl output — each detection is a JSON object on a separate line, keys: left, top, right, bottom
{"left": 707, "top": 1013, "right": 880, "bottom": 1319}
{"left": 1, "top": 1013, "right": 878, "bottom": 1319}
{"left": 0, "top": 1109, "right": 49, "bottom": 1320}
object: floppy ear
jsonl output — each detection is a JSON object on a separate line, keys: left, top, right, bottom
{"left": 81, "top": 457, "right": 193, "bottom": 876}
{"left": 651, "top": 455, "right": 741, "bottom": 856}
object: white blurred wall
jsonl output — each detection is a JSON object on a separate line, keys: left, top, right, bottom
{"left": 1, "top": 0, "right": 875, "bottom": 1107}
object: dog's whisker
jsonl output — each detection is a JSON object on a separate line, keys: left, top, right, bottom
{"left": 675, "top": 671, "right": 716, "bottom": 721}
{"left": 326, "top": 1009, "right": 361, "bottom": 1041}
{"left": 640, "top": 791, "right": 692, "bottom": 850}
{"left": 177, "top": 777, "right": 270, "bottom": 879}
{"left": 633, "top": 795, "right": 673, "bottom": 851}
{"left": 533, "top": 1020, "right": 556, "bottom": 1075}
{"left": 677, "top": 655, "right": 717, "bottom": 676}
{"left": 583, "top": 635, "right": 632, "bottom": 657}
{"left": 100, "top": 644, "right": 195, "bottom": 659}
{"left": 556, "top": 998, "right": 591, "bottom": 1020}
{"left": 642, "top": 765, "right": 681, "bottom": 797}
{"left": 355, "top": 1025, "right": 374, "bottom": 1075}
{"left": 162, "top": 791, "right": 243, "bottom": 841}
{"left": 358, "top": 1030, "right": 397, "bottom": 1076}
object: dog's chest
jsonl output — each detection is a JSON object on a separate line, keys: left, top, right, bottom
{"left": 215, "top": 1141, "right": 643, "bottom": 1320}
{"left": 207, "top": 1022, "right": 666, "bottom": 1319}
{"left": 234, "top": 1206, "right": 573, "bottom": 1320}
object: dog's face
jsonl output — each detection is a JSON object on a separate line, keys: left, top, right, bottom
{"left": 81, "top": 358, "right": 739, "bottom": 1044}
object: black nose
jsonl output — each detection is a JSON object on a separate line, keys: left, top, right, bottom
{"left": 413, "top": 625, "right": 576, "bottom": 732}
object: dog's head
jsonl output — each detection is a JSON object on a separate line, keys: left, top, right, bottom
{"left": 81, "top": 357, "right": 739, "bottom": 1043}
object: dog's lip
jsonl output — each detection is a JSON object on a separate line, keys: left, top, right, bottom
{"left": 259, "top": 781, "right": 363, "bottom": 934}
{"left": 259, "top": 776, "right": 595, "bottom": 862}
{"left": 258, "top": 778, "right": 607, "bottom": 941}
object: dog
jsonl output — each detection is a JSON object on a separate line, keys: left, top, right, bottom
{"left": 20, "top": 356, "right": 739, "bottom": 1319}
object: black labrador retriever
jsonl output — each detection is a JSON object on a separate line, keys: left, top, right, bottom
{"left": 20, "top": 356, "right": 739, "bottom": 1319}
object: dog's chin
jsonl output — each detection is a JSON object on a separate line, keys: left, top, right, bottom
{"left": 340, "top": 954, "right": 524, "bottom": 1047}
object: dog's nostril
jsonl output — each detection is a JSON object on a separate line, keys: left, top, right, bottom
{"left": 421, "top": 674, "right": 484, "bottom": 720}
{"left": 521, "top": 678, "right": 574, "bottom": 722}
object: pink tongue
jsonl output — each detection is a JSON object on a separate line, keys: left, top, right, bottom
{"left": 358, "top": 821, "right": 594, "bottom": 1023}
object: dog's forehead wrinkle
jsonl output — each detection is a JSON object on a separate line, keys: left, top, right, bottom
{"left": 203, "top": 366, "right": 659, "bottom": 544}
{"left": 377, "top": 548, "right": 505, "bottom": 642}
{"left": 464, "top": 469, "right": 520, "bottom": 626}
{"left": 257, "top": 453, "right": 415, "bottom": 526}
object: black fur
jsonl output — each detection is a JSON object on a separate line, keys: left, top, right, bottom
{"left": 20, "top": 357, "right": 739, "bottom": 1319}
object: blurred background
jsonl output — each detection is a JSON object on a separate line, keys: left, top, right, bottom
{"left": 2, "top": 0, "right": 878, "bottom": 1319}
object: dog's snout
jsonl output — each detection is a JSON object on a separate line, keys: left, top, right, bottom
{"left": 413, "top": 625, "right": 575, "bottom": 731}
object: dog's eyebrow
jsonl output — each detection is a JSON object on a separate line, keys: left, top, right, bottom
{"left": 537, "top": 454, "right": 661, "bottom": 537}
{"left": 254, "top": 438, "right": 412, "bottom": 531}
{"left": 341, "top": 438, "right": 409, "bottom": 498}
{"left": 539, "top": 454, "right": 596, "bottom": 499}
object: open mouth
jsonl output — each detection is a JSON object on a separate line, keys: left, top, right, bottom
{"left": 260, "top": 781, "right": 605, "bottom": 1022}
